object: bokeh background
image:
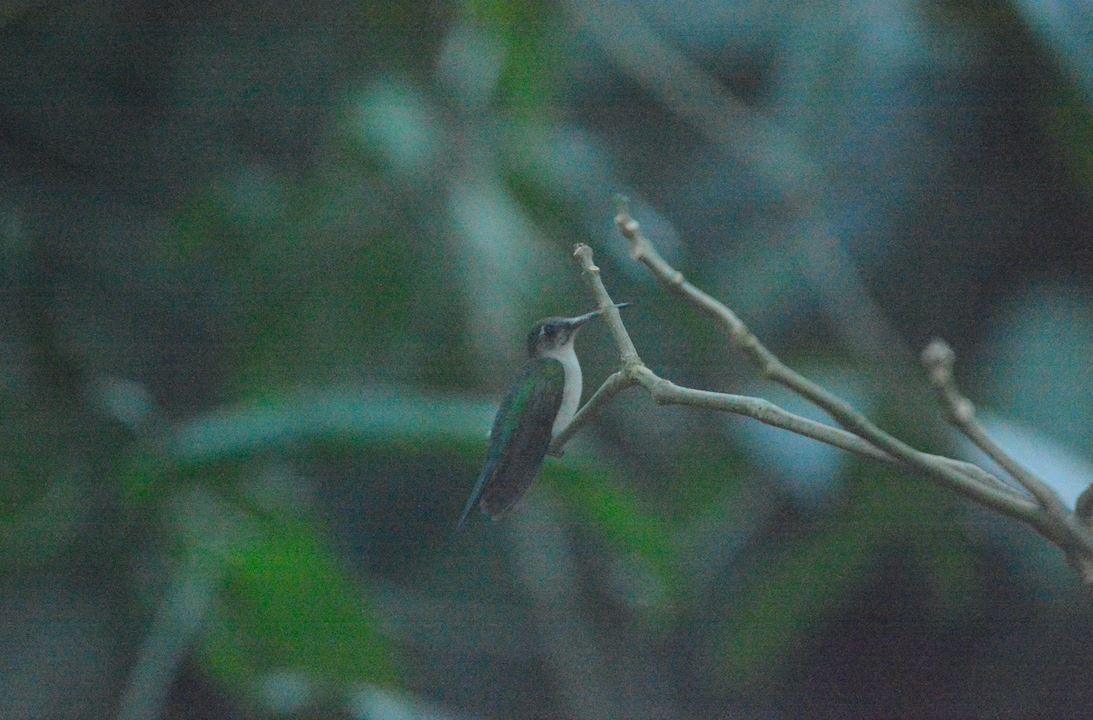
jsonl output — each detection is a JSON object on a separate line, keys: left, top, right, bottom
{"left": 3, "top": 0, "right": 1093, "bottom": 718}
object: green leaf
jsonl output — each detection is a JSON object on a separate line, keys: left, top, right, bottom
{"left": 548, "top": 460, "right": 682, "bottom": 625}
{"left": 716, "top": 518, "right": 873, "bottom": 685}
{"left": 200, "top": 509, "right": 395, "bottom": 705}
{"left": 170, "top": 387, "right": 494, "bottom": 464}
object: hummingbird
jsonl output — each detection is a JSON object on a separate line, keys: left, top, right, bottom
{"left": 458, "top": 304, "right": 626, "bottom": 529}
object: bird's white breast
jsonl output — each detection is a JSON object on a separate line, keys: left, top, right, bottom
{"left": 544, "top": 342, "right": 582, "bottom": 435}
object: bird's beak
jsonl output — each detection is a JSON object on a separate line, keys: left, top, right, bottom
{"left": 565, "top": 302, "right": 629, "bottom": 327}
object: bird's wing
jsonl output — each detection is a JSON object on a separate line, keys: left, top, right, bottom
{"left": 458, "top": 358, "right": 565, "bottom": 527}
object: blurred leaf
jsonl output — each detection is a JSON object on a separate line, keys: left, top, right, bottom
{"left": 984, "top": 281, "right": 1093, "bottom": 458}
{"left": 963, "top": 413, "right": 1093, "bottom": 510}
{"left": 170, "top": 387, "right": 494, "bottom": 463}
{"left": 0, "top": 473, "right": 85, "bottom": 566}
{"left": 117, "top": 448, "right": 170, "bottom": 511}
{"left": 199, "top": 503, "right": 395, "bottom": 706}
{"left": 465, "top": 0, "right": 561, "bottom": 115}
{"left": 1039, "top": 65, "right": 1093, "bottom": 195}
{"left": 1010, "top": 0, "right": 1093, "bottom": 105}
{"left": 0, "top": 394, "right": 90, "bottom": 565}
{"left": 715, "top": 470, "right": 984, "bottom": 684}
{"left": 168, "top": 179, "right": 427, "bottom": 392}
{"left": 548, "top": 459, "right": 683, "bottom": 624}
{"left": 715, "top": 515, "right": 874, "bottom": 685}
{"left": 350, "top": 77, "right": 441, "bottom": 176}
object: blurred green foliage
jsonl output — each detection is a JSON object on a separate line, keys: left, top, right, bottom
{"left": 2, "top": 0, "right": 1093, "bottom": 718}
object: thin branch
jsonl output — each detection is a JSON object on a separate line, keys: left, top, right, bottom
{"left": 618, "top": 210, "right": 898, "bottom": 436}
{"left": 595, "top": 213, "right": 1093, "bottom": 563}
{"left": 613, "top": 212, "right": 1038, "bottom": 507}
{"left": 635, "top": 367, "right": 902, "bottom": 466}
{"left": 573, "top": 244, "right": 641, "bottom": 364}
{"left": 558, "top": 243, "right": 905, "bottom": 468}
{"left": 549, "top": 213, "right": 1093, "bottom": 575}
{"left": 567, "top": 240, "right": 886, "bottom": 463}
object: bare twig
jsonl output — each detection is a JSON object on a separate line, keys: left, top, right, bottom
{"left": 921, "top": 339, "right": 1063, "bottom": 513}
{"left": 612, "top": 211, "right": 1042, "bottom": 518}
{"left": 556, "top": 242, "right": 908, "bottom": 470}
{"left": 573, "top": 245, "right": 641, "bottom": 364}
{"left": 555, "top": 209, "right": 1093, "bottom": 580}
{"left": 921, "top": 338, "right": 1093, "bottom": 563}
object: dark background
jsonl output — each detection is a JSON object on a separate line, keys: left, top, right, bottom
{"left": 3, "top": 0, "right": 1093, "bottom": 718}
